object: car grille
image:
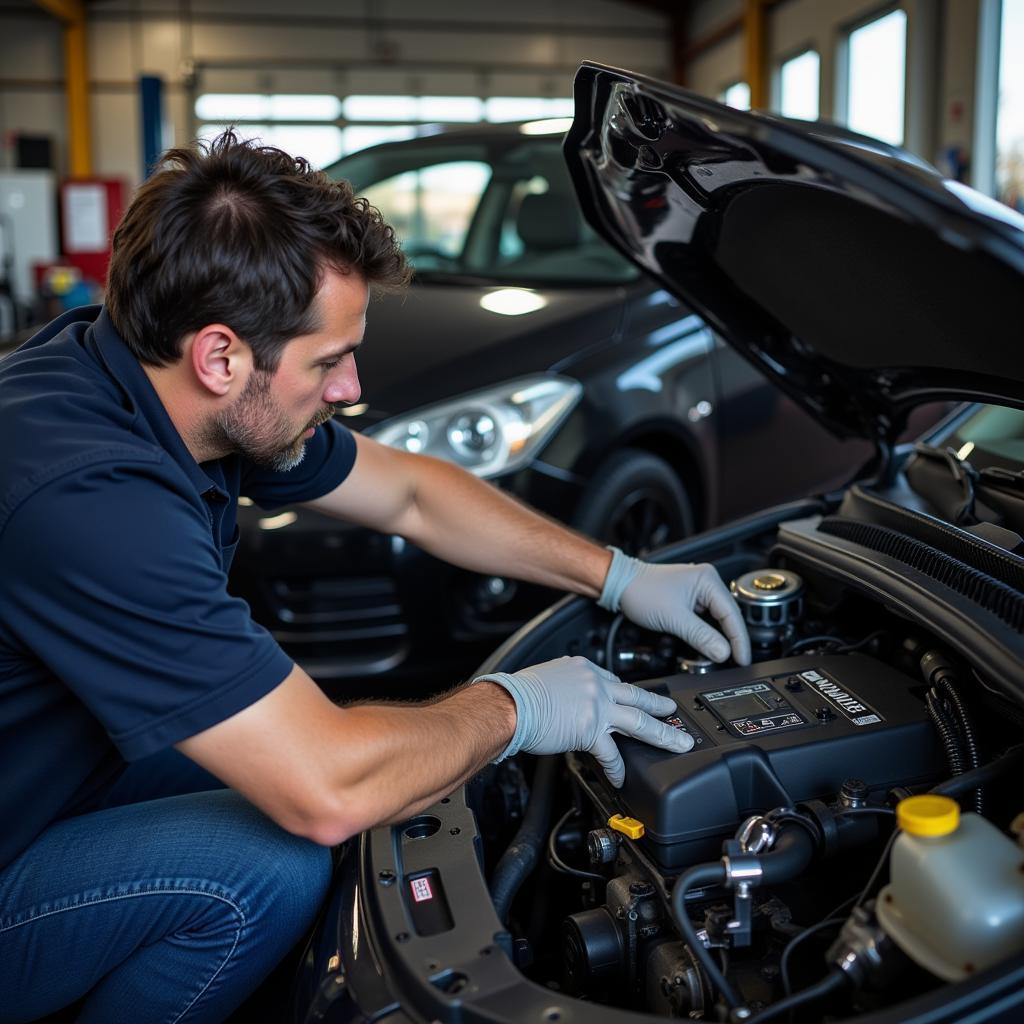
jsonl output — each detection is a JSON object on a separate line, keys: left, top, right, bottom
{"left": 261, "top": 575, "right": 410, "bottom": 678}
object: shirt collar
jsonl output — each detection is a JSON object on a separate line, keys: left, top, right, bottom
{"left": 84, "top": 306, "right": 228, "bottom": 501}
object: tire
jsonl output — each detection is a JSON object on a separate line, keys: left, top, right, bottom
{"left": 573, "top": 448, "right": 694, "bottom": 557}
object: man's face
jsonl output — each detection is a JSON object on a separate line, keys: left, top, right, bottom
{"left": 216, "top": 269, "right": 367, "bottom": 471}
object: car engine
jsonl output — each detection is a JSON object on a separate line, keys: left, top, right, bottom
{"left": 478, "top": 537, "right": 1024, "bottom": 1023}
{"left": 297, "top": 486, "right": 1024, "bottom": 1024}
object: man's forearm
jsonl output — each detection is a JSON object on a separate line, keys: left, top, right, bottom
{"left": 397, "top": 455, "right": 613, "bottom": 598}
{"left": 316, "top": 679, "right": 517, "bottom": 842}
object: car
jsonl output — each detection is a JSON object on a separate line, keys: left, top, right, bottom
{"left": 285, "top": 63, "right": 1024, "bottom": 1024}
{"left": 227, "top": 118, "right": 917, "bottom": 697}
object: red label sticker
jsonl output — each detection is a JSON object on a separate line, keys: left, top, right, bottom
{"left": 411, "top": 877, "right": 433, "bottom": 903}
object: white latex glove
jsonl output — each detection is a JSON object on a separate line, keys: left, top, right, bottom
{"left": 475, "top": 655, "right": 694, "bottom": 787}
{"left": 599, "top": 548, "right": 751, "bottom": 666}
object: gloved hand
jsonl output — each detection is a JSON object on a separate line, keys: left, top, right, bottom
{"left": 599, "top": 547, "right": 751, "bottom": 666}
{"left": 476, "top": 655, "right": 694, "bottom": 788}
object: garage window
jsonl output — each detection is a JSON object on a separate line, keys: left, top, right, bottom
{"left": 195, "top": 93, "right": 575, "bottom": 168}
{"left": 342, "top": 96, "right": 485, "bottom": 122}
{"left": 197, "top": 123, "right": 345, "bottom": 170}
{"left": 995, "top": 0, "right": 1024, "bottom": 208}
{"left": 483, "top": 97, "right": 575, "bottom": 122}
{"left": 720, "top": 82, "right": 751, "bottom": 110}
{"left": 360, "top": 162, "right": 492, "bottom": 261}
{"left": 196, "top": 94, "right": 342, "bottom": 122}
{"left": 775, "top": 50, "right": 820, "bottom": 121}
{"left": 843, "top": 9, "right": 907, "bottom": 145}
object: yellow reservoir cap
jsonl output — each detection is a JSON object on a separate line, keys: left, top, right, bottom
{"left": 608, "top": 814, "right": 645, "bottom": 840}
{"left": 897, "top": 795, "right": 960, "bottom": 837}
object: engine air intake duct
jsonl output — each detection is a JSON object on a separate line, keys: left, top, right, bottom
{"left": 606, "top": 654, "right": 942, "bottom": 869}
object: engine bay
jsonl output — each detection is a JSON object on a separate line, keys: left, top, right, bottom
{"left": 301, "top": 493, "right": 1024, "bottom": 1024}
{"left": 478, "top": 527, "right": 1024, "bottom": 1023}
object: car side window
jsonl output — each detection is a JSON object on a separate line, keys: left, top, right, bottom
{"left": 498, "top": 176, "right": 552, "bottom": 261}
{"left": 361, "top": 161, "right": 492, "bottom": 268}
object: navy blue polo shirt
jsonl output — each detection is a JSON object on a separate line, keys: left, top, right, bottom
{"left": 0, "top": 306, "right": 357, "bottom": 870}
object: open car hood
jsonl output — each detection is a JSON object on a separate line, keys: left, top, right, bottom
{"left": 564, "top": 63, "right": 1024, "bottom": 446}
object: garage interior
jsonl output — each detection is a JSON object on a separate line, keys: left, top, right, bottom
{"left": 2, "top": 2, "right": 1024, "bottom": 1024}
{"left": 0, "top": 0, "right": 1018, "bottom": 337}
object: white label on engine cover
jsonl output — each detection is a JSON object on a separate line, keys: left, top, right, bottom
{"left": 801, "top": 672, "right": 884, "bottom": 727}
{"left": 411, "top": 877, "right": 433, "bottom": 903}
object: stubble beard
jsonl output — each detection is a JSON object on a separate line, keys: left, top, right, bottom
{"left": 204, "top": 368, "right": 335, "bottom": 472}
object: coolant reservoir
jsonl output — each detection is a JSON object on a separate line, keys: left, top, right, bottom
{"left": 877, "top": 795, "right": 1024, "bottom": 981}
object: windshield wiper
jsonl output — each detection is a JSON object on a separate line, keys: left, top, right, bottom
{"left": 911, "top": 443, "right": 980, "bottom": 525}
{"left": 980, "top": 465, "right": 1024, "bottom": 494}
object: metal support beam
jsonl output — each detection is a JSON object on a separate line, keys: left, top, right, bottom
{"left": 744, "top": 0, "right": 769, "bottom": 110}
{"left": 34, "top": 0, "right": 92, "bottom": 176}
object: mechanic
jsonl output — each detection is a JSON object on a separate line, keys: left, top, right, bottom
{"left": 0, "top": 131, "right": 751, "bottom": 1023}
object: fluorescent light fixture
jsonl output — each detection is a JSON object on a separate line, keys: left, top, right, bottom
{"left": 479, "top": 289, "right": 548, "bottom": 316}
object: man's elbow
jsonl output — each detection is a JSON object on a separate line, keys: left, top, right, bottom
{"left": 286, "top": 792, "right": 376, "bottom": 848}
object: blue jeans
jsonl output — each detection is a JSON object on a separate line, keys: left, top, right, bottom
{"left": 0, "top": 750, "right": 333, "bottom": 1023}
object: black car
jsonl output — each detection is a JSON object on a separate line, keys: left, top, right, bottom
{"left": 230, "top": 119, "right": 919, "bottom": 695}
{"left": 289, "top": 65, "right": 1024, "bottom": 1023}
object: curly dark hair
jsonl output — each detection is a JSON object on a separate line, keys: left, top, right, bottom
{"left": 106, "top": 129, "right": 410, "bottom": 372}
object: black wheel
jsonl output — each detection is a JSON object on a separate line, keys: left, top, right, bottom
{"left": 574, "top": 449, "right": 694, "bottom": 557}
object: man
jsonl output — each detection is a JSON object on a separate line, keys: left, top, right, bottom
{"left": 0, "top": 132, "right": 750, "bottom": 1022}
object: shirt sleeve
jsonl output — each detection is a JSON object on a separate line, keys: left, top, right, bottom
{"left": 0, "top": 457, "right": 296, "bottom": 761}
{"left": 240, "top": 418, "right": 357, "bottom": 510}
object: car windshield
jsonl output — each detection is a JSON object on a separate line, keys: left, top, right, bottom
{"left": 947, "top": 404, "right": 1024, "bottom": 472}
{"left": 325, "top": 134, "right": 639, "bottom": 286}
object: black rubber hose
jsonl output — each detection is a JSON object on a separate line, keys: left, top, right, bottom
{"left": 933, "top": 743, "right": 1024, "bottom": 800}
{"left": 669, "top": 826, "right": 820, "bottom": 1012}
{"left": 920, "top": 651, "right": 984, "bottom": 813}
{"left": 490, "top": 756, "right": 558, "bottom": 923}
{"left": 926, "top": 689, "right": 965, "bottom": 776}
{"left": 938, "top": 677, "right": 983, "bottom": 814}
{"left": 757, "top": 825, "right": 816, "bottom": 886}
{"left": 669, "top": 862, "right": 743, "bottom": 1010}
{"left": 749, "top": 967, "right": 849, "bottom": 1022}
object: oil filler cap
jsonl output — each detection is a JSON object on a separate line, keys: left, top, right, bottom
{"left": 897, "top": 795, "right": 960, "bottom": 837}
{"left": 608, "top": 815, "right": 645, "bottom": 840}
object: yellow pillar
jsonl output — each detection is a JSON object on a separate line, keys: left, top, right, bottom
{"left": 34, "top": 0, "right": 92, "bottom": 176}
{"left": 744, "top": 0, "right": 769, "bottom": 111}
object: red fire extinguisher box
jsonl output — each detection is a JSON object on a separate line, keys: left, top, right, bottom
{"left": 59, "top": 178, "right": 126, "bottom": 287}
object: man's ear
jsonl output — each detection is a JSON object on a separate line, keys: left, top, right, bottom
{"left": 188, "top": 324, "right": 250, "bottom": 397}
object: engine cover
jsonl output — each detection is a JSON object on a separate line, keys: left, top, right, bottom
{"left": 610, "top": 654, "right": 943, "bottom": 869}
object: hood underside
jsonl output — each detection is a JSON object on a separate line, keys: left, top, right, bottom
{"left": 564, "top": 63, "right": 1024, "bottom": 445}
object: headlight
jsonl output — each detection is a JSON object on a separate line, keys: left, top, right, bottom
{"left": 366, "top": 375, "right": 583, "bottom": 478}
